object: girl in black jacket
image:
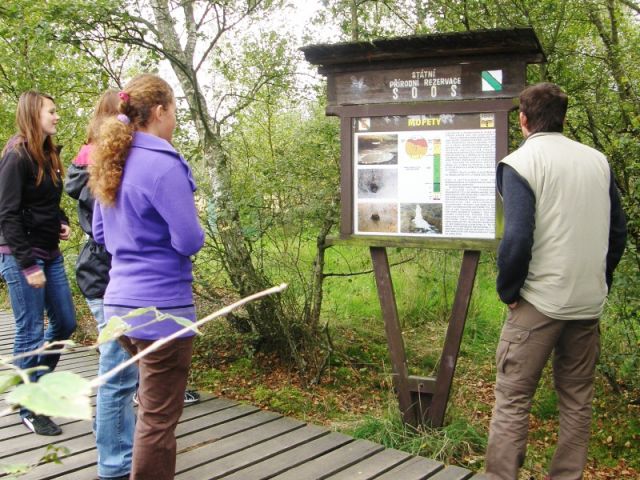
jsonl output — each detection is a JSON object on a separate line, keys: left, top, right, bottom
{"left": 0, "top": 91, "right": 76, "bottom": 436}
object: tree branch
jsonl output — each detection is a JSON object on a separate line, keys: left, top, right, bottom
{"left": 90, "top": 284, "right": 288, "bottom": 388}
{"left": 617, "top": 0, "right": 640, "bottom": 14}
{"left": 324, "top": 255, "right": 416, "bottom": 278}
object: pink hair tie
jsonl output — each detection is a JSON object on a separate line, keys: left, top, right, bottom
{"left": 118, "top": 91, "right": 130, "bottom": 103}
{"left": 117, "top": 114, "right": 131, "bottom": 125}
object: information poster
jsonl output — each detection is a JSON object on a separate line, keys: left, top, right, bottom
{"left": 354, "top": 113, "right": 496, "bottom": 239}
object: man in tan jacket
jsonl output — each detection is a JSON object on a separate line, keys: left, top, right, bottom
{"left": 484, "top": 83, "right": 627, "bottom": 480}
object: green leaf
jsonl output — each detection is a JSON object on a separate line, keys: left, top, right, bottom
{"left": 0, "top": 372, "right": 22, "bottom": 393}
{"left": 97, "top": 316, "right": 130, "bottom": 344}
{"left": 122, "top": 307, "right": 157, "bottom": 319}
{"left": 6, "top": 371, "right": 92, "bottom": 420}
{"left": 1, "top": 463, "right": 30, "bottom": 475}
{"left": 40, "top": 445, "right": 71, "bottom": 465}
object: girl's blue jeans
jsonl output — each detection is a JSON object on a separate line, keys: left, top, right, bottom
{"left": 86, "top": 297, "right": 137, "bottom": 479}
{"left": 0, "top": 253, "right": 77, "bottom": 417}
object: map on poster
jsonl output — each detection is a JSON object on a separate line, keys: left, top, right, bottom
{"left": 354, "top": 113, "right": 496, "bottom": 239}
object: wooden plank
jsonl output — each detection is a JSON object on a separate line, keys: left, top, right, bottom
{"left": 326, "top": 64, "right": 525, "bottom": 107}
{"left": 0, "top": 349, "right": 98, "bottom": 368}
{"left": 327, "top": 99, "right": 516, "bottom": 118}
{"left": 174, "top": 399, "right": 253, "bottom": 437}
{"left": 374, "top": 456, "right": 444, "bottom": 479}
{"left": 176, "top": 409, "right": 282, "bottom": 451}
{"left": 0, "top": 345, "right": 97, "bottom": 361}
{"left": 0, "top": 350, "right": 98, "bottom": 370}
{"left": 2, "top": 430, "right": 97, "bottom": 472}
{"left": 175, "top": 419, "right": 319, "bottom": 479}
{"left": 9, "top": 437, "right": 97, "bottom": 480}
{"left": 52, "top": 356, "right": 98, "bottom": 370}
{"left": 175, "top": 415, "right": 304, "bottom": 470}
{"left": 0, "top": 396, "right": 228, "bottom": 460}
{"left": 370, "top": 247, "right": 415, "bottom": 426}
{"left": 428, "top": 250, "right": 480, "bottom": 427}
{"left": 494, "top": 111, "right": 508, "bottom": 238}
{"left": 323, "top": 447, "right": 413, "bottom": 479}
{"left": 270, "top": 439, "right": 385, "bottom": 480}
{"left": 327, "top": 235, "right": 499, "bottom": 252}
{"left": 0, "top": 419, "right": 91, "bottom": 460}
{"left": 15, "top": 400, "right": 253, "bottom": 480}
{"left": 339, "top": 115, "right": 354, "bottom": 235}
{"left": 221, "top": 432, "right": 354, "bottom": 480}
{"left": 408, "top": 375, "right": 436, "bottom": 413}
{"left": 428, "top": 466, "right": 474, "bottom": 480}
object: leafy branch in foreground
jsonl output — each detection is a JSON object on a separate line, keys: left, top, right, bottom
{"left": 0, "top": 284, "right": 288, "bottom": 422}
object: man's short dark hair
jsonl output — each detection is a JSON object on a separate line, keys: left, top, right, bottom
{"left": 519, "top": 82, "right": 568, "bottom": 134}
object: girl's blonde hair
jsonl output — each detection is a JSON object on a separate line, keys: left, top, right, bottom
{"left": 1, "top": 91, "right": 63, "bottom": 186}
{"left": 86, "top": 89, "right": 120, "bottom": 144}
{"left": 89, "top": 74, "right": 174, "bottom": 205}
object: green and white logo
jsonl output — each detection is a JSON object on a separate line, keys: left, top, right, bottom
{"left": 481, "top": 70, "right": 503, "bottom": 92}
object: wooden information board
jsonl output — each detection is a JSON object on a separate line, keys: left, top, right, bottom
{"left": 303, "top": 28, "right": 545, "bottom": 427}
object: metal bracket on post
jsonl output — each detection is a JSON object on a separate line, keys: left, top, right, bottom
{"left": 371, "top": 247, "right": 481, "bottom": 428}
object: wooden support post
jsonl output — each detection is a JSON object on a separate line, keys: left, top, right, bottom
{"left": 427, "top": 250, "right": 481, "bottom": 427}
{"left": 370, "top": 246, "right": 416, "bottom": 426}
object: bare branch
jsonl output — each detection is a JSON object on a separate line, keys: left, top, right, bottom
{"left": 194, "top": 2, "right": 264, "bottom": 73}
{"left": 90, "top": 284, "right": 288, "bottom": 388}
{"left": 617, "top": 0, "right": 640, "bottom": 14}
{"left": 324, "top": 255, "right": 416, "bottom": 278}
{"left": 183, "top": 0, "right": 198, "bottom": 60}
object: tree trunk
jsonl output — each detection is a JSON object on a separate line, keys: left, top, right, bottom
{"left": 149, "top": 0, "right": 292, "bottom": 350}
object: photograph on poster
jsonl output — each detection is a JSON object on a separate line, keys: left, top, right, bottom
{"left": 357, "top": 134, "right": 398, "bottom": 165}
{"left": 357, "top": 169, "right": 398, "bottom": 199}
{"left": 357, "top": 202, "right": 398, "bottom": 232}
{"left": 400, "top": 203, "right": 442, "bottom": 234}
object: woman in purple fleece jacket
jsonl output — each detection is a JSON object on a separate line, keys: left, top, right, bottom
{"left": 89, "top": 74, "right": 204, "bottom": 480}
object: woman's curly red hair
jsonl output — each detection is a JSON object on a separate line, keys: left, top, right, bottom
{"left": 89, "top": 74, "right": 174, "bottom": 205}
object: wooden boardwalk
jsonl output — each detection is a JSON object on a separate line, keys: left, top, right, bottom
{"left": 0, "top": 311, "right": 486, "bottom": 479}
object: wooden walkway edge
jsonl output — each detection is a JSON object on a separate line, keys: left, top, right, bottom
{"left": 0, "top": 311, "right": 487, "bottom": 479}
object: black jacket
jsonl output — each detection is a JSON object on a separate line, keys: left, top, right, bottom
{"left": 65, "top": 162, "right": 111, "bottom": 299}
{"left": 0, "top": 142, "right": 68, "bottom": 270}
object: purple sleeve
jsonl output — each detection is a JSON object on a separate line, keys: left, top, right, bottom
{"left": 152, "top": 164, "right": 205, "bottom": 257}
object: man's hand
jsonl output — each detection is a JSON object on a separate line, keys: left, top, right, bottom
{"left": 26, "top": 270, "right": 46, "bottom": 288}
{"left": 59, "top": 224, "right": 71, "bottom": 241}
